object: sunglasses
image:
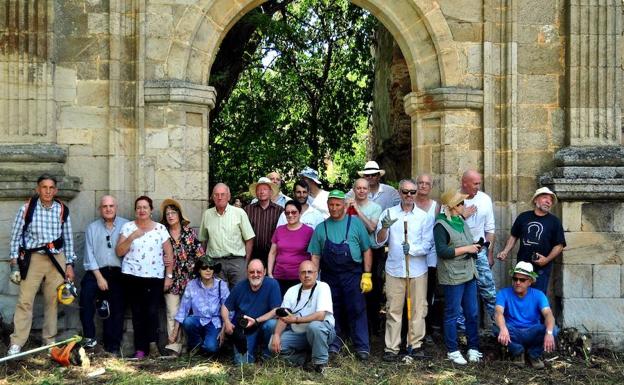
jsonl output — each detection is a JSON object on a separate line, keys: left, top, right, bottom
{"left": 401, "top": 189, "right": 417, "bottom": 195}
{"left": 284, "top": 210, "right": 299, "bottom": 216}
{"left": 512, "top": 276, "right": 529, "bottom": 283}
{"left": 199, "top": 265, "right": 213, "bottom": 271}
{"left": 457, "top": 201, "right": 465, "bottom": 206}
{"left": 106, "top": 235, "right": 112, "bottom": 248}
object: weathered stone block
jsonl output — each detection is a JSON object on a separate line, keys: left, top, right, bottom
{"left": 58, "top": 129, "right": 93, "bottom": 145}
{"left": 88, "top": 13, "right": 108, "bottom": 34}
{"left": 518, "top": 75, "right": 559, "bottom": 105}
{"left": 582, "top": 202, "right": 618, "bottom": 232}
{"left": 517, "top": 0, "right": 557, "bottom": 24}
{"left": 562, "top": 264, "right": 593, "bottom": 298}
{"left": 593, "top": 265, "right": 621, "bottom": 298}
{"left": 518, "top": 44, "right": 562, "bottom": 75}
{"left": 561, "top": 202, "right": 582, "bottom": 232}
{"left": 563, "top": 232, "right": 623, "bottom": 265}
{"left": 146, "top": 129, "right": 169, "bottom": 149}
{"left": 76, "top": 81, "right": 109, "bottom": 106}
{"left": 60, "top": 107, "right": 108, "bottom": 129}
{"left": 562, "top": 298, "right": 624, "bottom": 332}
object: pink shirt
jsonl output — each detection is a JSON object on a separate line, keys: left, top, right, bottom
{"left": 271, "top": 224, "right": 314, "bottom": 280}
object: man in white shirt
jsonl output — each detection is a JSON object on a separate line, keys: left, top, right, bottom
{"left": 298, "top": 167, "right": 329, "bottom": 217}
{"left": 460, "top": 170, "right": 497, "bottom": 320}
{"left": 276, "top": 179, "right": 325, "bottom": 229}
{"left": 270, "top": 260, "right": 335, "bottom": 373}
{"left": 375, "top": 179, "right": 434, "bottom": 361}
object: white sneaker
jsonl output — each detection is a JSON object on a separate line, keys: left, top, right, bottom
{"left": 467, "top": 349, "right": 483, "bottom": 363}
{"left": 447, "top": 350, "right": 467, "bottom": 365}
{"left": 7, "top": 344, "right": 21, "bottom": 356}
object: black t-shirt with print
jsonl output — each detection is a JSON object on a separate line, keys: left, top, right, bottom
{"left": 511, "top": 210, "right": 566, "bottom": 271}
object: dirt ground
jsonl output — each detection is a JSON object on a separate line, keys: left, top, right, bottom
{"left": 1, "top": 332, "right": 623, "bottom": 385}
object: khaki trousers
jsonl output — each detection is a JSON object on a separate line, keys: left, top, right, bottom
{"left": 384, "top": 272, "right": 428, "bottom": 353}
{"left": 11, "top": 253, "right": 66, "bottom": 347}
{"left": 164, "top": 292, "right": 185, "bottom": 353}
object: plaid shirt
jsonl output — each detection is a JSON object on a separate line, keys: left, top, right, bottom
{"left": 9, "top": 199, "right": 76, "bottom": 264}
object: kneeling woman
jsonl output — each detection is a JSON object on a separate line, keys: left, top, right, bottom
{"left": 173, "top": 256, "right": 230, "bottom": 354}
{"left": 434, "top": 190, "right": 483, "bottom": 365}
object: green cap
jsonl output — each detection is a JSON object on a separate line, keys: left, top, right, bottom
{"left": 327, "top": 190, "right": 346, "bottom": 200}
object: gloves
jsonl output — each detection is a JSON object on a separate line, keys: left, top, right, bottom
{"left": 360, "top": 272, "right": 373, "bottom": 293}
{"left": 381, "top": 215, "right": 398, "bottom": 229}
{"left": 402, "top": 242, "right": 410, "bottom": 256}
{"left": 9, "top": 264, "right": 21, "bottom": 285}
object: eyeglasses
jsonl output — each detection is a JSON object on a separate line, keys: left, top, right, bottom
{"left": 284, "top": 210, "right": 299, "bottom": 216}
{"left": 512, "top": 276, "right": 529, "bottom": 283}
{"left": 165, "top": 211, "right": 178, "bottom": 217}
{"left": 248, "top": 270, "right": 264, "bottom": 275}
{"left": 299, "top": 270, "right": 317, "bottom": 275}
{"left": 401, "top": 189, "right": 417, "bottom": 195}
{"left": 364, "top": 173, "right": 379, "bottom": 178}
{"left": 106, "top": 235, "right": 112, "bottom": 248}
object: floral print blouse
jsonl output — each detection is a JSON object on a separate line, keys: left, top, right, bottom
{"left": 168, "top": 225, "right": 205, "bottom": 295}
{"left": 120, "top": 221, "right": 170, "bottom": 279}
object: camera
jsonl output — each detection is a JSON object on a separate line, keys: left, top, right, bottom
{"left": 531, "top": 252, "right": 540, "bottom": 262}
{"left": 476, "top": 237, "right": 491, "bottom": 249}
{"left": 236, "top": 314, "right": 249, "bottom": 328}
{"left": 276, "top": 307, "right": 293, "bottom": 317}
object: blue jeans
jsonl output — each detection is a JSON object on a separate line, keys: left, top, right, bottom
{"left": 233, "top": 319, "right": 277, "bottom": 364}
{"left": 442, "top": 279, "right": 479, "bottom": 352}
{"left": 271, "top": 320, "right": 336, "bottom": 365}
{"left": 457, "top": 247, "right": 496, "bottom": 329}
{"left": 492, "top": 324, "right": 559, "bottom": 358}
{"left": 532, "top": 264, "right": 552, "bottom": 294}
{"left": 182, "top": 316, "right": 220, "bottom": 353}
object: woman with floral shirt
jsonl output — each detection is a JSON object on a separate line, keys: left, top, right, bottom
{"left": 160, "top": 198, "right": 205, "bottom": 356}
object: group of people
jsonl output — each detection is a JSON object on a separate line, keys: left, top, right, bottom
{"left": 5, "top": 162, "right": 566, "bottom": 371}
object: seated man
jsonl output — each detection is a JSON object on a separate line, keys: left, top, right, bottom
{"left": 493, "top": 261, "right": 557, "bottom": 369}
{"left": 222, "top": 259, "right": 281, "bottom": 364}
{"left": 270, "top": 260, "right": 335, "bottom": 373}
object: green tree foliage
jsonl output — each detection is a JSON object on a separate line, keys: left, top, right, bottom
{"left": 210, "top": 0, "right": 374, "bottom": 195}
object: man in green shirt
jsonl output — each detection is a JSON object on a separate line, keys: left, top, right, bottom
{"left": 198, "top": 183, "right": 255, "bottom": 288}
{"left": 308, "top": 190, "right": 372, "bottom": 361}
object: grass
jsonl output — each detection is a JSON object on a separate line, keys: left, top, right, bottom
{"left": 2, "top": 335, "right": 624, "bottom": 385}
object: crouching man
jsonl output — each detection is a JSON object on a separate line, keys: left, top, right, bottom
{"left": 493, "top": 261, "right": 557, "bottom": 369}
{"left": 270, "top": 261, "right": 335, "bottom": 373}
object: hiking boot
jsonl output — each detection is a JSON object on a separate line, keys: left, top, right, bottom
{"left": 511, "top": 354, "right": 525, "bottom": 367}
{"left": 467, "top": 349, "right": 483, "bottom": 363}
{"left": 447, "top": 350, "right": 467, "bottom": 365}
{"left": 355, "top": 351, "right": 369, "bottom": 361}
{"left": 314, "top": 363, "right": 327, "bottom": 374}
{"left": 528, "top": 356, "right": 545, "bottom": 369}
{"left": 408, "top": 347, "right": 426, "bottom": 360}
{"left": 382, "top": 351, "right": 398, "bottom": 362}
{"left": 83, "top": 338, "right": 97, "bottom": 349}
{"left": 7, "top": 345, "right": 21, "bottom": 356}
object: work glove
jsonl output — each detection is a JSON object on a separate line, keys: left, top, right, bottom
{"left": 360, "top": 272, "right": 373, "bottom": 293}
{"left": 381, "top": 215, "right": 398, "bottom": 229}
{"left": 402, "top": 242, "right": 410, "bottom": 256}
{"left": 9, "top": 264, "right": 21, "bottom": 285}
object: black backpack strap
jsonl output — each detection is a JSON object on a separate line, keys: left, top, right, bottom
{"left": 344, "top": 214, "right": 352, "bottom": 242}
{"left": 20, "top": 195, "right": 39, "bottom": 248}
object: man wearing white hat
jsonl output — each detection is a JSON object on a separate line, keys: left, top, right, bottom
{"left": 245, "top": 177, "right": 284, "bottom": 268}
{"left": 298, "top": 167, "right": 329, "bottom": 217}
{"left": 347, "top": 161, "right": 400, "bottom": 211}
{"left": 493, "top": 261, "right": 557, "bottom": 369}
{"left": 497, "top": 187, "right": 566, "bottom": 294}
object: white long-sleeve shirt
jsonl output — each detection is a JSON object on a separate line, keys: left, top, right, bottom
{"left": 463, "top": 190, "right": 495, "bottom": 242}
{"left": 375, "top": 204, "right": 434, "bottom": 278}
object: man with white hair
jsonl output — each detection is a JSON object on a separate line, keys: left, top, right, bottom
{"left": 493, "top": 261, "right": 557, "bottom": 369}
{"left": 497, "top": 187, "right": 566, "bottom": 294}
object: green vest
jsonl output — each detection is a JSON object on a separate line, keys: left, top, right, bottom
{"left": 435, "top": 219, "right": 478, "bottom": 285}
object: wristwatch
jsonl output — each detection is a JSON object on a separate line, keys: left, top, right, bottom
{"left": 546, "top": 330, "right": 553, "bottom": 335}
{"left": 166, "top": 273, "right": 173, "bottom": 279}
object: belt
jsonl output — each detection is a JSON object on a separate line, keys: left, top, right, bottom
{"left": 214, "top": 255, "right": 244, "bottom": 260}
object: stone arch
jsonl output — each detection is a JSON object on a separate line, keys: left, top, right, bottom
{"left": 161, "top": 0, "right": 460, "bottom": 92}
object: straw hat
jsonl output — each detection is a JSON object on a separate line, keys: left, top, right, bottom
{"left": 249, "top": 177, "right": 280, "bottom": 198}
{"left": 357, "top": 161, "right": 386, "bottom": 177}
{"left": 531, "top": 187, "right": 558, "bottom": 205}
{"left": 440, "top": 190, "right": 469, "bottom": 209}
{"left": 160, "top": 198, "right": 190, "bottom": 226}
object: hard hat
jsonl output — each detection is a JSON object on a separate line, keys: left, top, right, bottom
{"left": 96, "top": 299, "right": 110, "bottom": 319}
{"left": 57, "top": 282, "right": 78, "bottom": 305}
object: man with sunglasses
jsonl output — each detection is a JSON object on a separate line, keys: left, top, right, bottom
{"left": 270, "top": 260, "right": 335, "bottom": 373}
{"left": 493, "top": 261, "right": 557, "bottom": 369}
{"left": 375, "top": 179, "right": 434, "bottom": 361}
{"left": 79, "top": 195, "right": 128, "bottom": 354}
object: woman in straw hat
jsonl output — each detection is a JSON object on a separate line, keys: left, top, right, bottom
{"left": 160, "top": 198, "right": 205, "bottom": 356}
{"left": 433, "top": 190, "right": 483, "bottom": 365}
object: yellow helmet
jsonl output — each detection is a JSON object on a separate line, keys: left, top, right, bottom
{"left": 57, "top": 282, "right": 78, "bottom": 305}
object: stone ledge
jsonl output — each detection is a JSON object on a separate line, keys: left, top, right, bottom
{"left": 404, "top": 87, "right": 484, "bottom": 115}
{"left": 0, "top": 144, "right": 67, "bottom": 163}
{"left": 144, "top": 80, "right": 217, "bottom": 108}
{"left": 554, "top": 146, "right": 624, "bottom": 167}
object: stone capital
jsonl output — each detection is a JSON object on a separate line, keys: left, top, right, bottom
{"left": 144, "top": 81, "right": 217, "bottom": 109}
{"left": 403, "top": 87, "right": 483, "bottom": 116}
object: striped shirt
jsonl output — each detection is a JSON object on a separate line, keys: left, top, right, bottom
{"left": 9, "top": 199, "right": 76, "bottom": 264}
{"left": 244, "top": 201, "right": 283, "bottom": 262}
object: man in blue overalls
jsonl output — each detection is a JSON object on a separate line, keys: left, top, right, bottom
{"left": 308, "top": 190, "right": 373, "bottom": 361}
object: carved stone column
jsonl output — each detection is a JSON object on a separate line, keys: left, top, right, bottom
{"left": 142, "top": 80, "right": 216, "bottom": 225}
